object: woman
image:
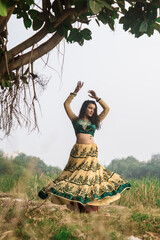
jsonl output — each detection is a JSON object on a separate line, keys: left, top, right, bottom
{"left": 38, "top": 81, "right": 131, "bottom": 213}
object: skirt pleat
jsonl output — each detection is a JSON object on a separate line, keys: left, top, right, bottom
{"left": 38, "top": 143, "right": 131, "bottom": 206}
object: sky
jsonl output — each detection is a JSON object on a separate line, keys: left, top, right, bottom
{"left": 0, "top": 15, "right": 160, "bottom": 169}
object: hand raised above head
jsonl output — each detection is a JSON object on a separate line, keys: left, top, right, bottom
{"left": 88, "top": 90, "right": 98, "bottom": 100}
{"left": 74, "top": 81, "right": 84, "bottom": 93}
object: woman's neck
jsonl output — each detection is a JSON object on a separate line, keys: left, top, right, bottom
{"left": 82, "top": 115, "right": 89, "bottom": 121}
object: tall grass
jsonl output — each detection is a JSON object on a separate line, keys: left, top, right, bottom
{"left": 1, "top": 169, "right": 160, "bottom": 208}
{"left": 1, "top": 155, "right": 160, "bottom": 208}
{"left": 0, "top": 172, "right": 160, "bottom": 239}
{"left": 117, "top": 177, "right": 160, "bottom": 208}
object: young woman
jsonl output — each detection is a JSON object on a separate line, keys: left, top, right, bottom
{"left": 38, "top": 81, "right": 131, "bottom": 213}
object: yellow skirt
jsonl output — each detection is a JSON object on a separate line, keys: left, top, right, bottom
{"left": 38, "top": 143, "right": 131, "bottom": 206}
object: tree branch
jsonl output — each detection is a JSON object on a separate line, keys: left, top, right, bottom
{"left": 7, "top": 24, "right": 49, "bottom": 61}
{"left": 3, "top": 32, "right": 64, "bottom": 74}
{"left": 7, "top": 8, "right": 77, "bottom": 62}
{"left": 0, "top": 6, "right": 88, "bottom": 75}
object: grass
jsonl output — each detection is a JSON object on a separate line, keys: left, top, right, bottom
{"left": 116, "top": 177, "right": 160, "bottom": 208}
{"left": 1, "top": 198, "right": 160, "bottom": 240}
{"left": 0, "top": 174, "right": 160, "bottom": 239}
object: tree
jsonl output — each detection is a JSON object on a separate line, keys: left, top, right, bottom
{"left": 1, "top": 0, "right": 160, "bottom": 135}
{"left": 106, "top": 155, "right": 160, "bottom": 179}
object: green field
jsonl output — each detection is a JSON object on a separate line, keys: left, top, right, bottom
{"left": 0, "top": 174, "right": 160, "bottom": 240}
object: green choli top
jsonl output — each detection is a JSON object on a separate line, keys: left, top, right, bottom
{"left": 64, "top": 93, "right": 110, "bottom": 137}
{"left": 72, "top": 119, "right": 96, "bottom": 136}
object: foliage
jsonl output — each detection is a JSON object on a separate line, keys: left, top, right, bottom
{"left": 0, "top": 151, "right": 61, "bottom": 177}
{"left": 1, "top": 0, "right": 160, "bottom": 135}
{"left": 0, "top": 150, "right": 61, "bottom": 195}
{"left": 52, "top": 226, "right": 77, "bottom": 240}
{"left": 106, "top": 154, "right": 160, "bottom": 179}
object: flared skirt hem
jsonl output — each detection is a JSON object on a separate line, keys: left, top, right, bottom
{"left": 38, "top": 182, "right": 131, "bottom": 206}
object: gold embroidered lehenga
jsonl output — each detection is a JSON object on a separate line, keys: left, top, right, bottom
{"left": 38, "top": 143, "right": 131, "bottom": 206}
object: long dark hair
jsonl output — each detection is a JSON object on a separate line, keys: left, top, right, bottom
{"left": 78, "top": 100, "right": 100, "bottom": 129}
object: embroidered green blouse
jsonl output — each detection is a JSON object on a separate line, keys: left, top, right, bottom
{"left": 64, "top": 93, "right": 110, "bottom": 136}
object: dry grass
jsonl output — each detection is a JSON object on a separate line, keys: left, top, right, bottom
{"left": 0, "top": 193, "right": 160, "bottom": 240}
{"left": 0, "top": 176, "right": 160, "bottom": 240}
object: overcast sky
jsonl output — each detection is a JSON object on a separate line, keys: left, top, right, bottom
{"left": 0, "top": 15, "right": 160, "bottom": 169}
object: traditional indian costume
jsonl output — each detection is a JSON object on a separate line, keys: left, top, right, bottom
{"left": 38, "top": 93, "right": 131, "bottom": 209}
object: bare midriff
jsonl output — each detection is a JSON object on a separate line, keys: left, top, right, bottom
{"left": 76, "top": 133, "right": 95, "bottom": 144}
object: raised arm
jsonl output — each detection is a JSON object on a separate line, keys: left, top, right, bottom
{"left": 88, "top": 90, "right": 110, "bottom": 122}
{"left": 64, "top": 93, "right": 77, "bottom": 121}
{"left": 64, "top": 81, "right": 84, "bottom": 121}
{"left": 97, "top": 98, "right": 110, "bottom": 122}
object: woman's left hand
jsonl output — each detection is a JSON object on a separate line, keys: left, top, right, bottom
{"left": 88, "top": 90, "right": 98, "bottom": 100}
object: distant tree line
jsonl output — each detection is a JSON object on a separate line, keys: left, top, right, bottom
{"left": 1, "top": 150, "right": 160, "bottom": 181}
{"left": 106, "top": 154, "right": 160, "bottom": 179}
{"left": 0, "top": 150, "right": 62, "bottom": 178}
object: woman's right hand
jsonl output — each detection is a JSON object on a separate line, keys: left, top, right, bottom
{"left": 74, "top": 81, "right": 84, "bottom": 93}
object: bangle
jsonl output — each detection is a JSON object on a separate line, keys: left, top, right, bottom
{"left": 96, "top": 98, "right": 101, "bottom": 102}
{"left": 70, "top": 92, "right": 77, "bottom": 96}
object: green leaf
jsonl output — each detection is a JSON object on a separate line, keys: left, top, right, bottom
{"left": 24, "top": 67, "right": 29, "bottom": 75}
{"left": 153, "top": 22, "right": 160, "bottom": 33}
{"left": 139, "top": 21, "right": 148, "bottom": 32}
{"left": 13, "top": 7, "right": 20, "bottom": 14}
{"left": 81, "top": 28, "right": 92, "bottom": 40}
{"left": 67, "top": 28, "right": 79, "bottom": 42}
{"left": 98, "top": 12, "right": 108, "bottom": 24}
{"left": 156, "top": 17, "right": 160, "bottom": 23}
{"left": 1, "top": 79, "right": 6, "bottom": 88}
{"left": 10, "top": 72, "right": 16, "bottom": 80}
{"left": 17, "top": 12, "right": 23, "bottom": 19}
{"left": 6, "top": 80, "right": 12, "bottom": 89}
{"left": 0, "top": 0, "right": 7, "bottom": 17}
{"left": 88, "top": 0, "right": 103, "bottom": 14}
{"left": 67, "top": 28, "right": 85, "bottom": 45}
{"left": 28, "top": 9, "right": 39, "bottom": 19}
{"left": 108, "top": 17, "right": 114, "bottom": 31}
{"left": 78, "top": 38, "right": 84, "bottom": 46}
{"left": 32, "top": 18, "right": 44, "bottom": 31}
{"left": 23, "top": 16, "right": 32, "bottom": 29}
{"left": 25, "top": 0, "right": 34, "bottom": 5}
{"left": 119, "top": 16, "right": 125, "bottom": 24}
{"left": 97, "top": 0, "right": 113, "bottom": 11}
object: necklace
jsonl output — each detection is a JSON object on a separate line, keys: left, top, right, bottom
{"left": 78, "top": 119, "right": 91, "bottom": 130}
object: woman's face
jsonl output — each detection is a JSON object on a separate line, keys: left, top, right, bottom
{"left": 84, "top": 103, "right": 96, "bottom": 118}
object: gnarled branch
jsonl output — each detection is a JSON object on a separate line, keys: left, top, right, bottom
{"left": 3, "top": 32, "right": 64, "bottom": 74}
{"left": 0, "top": 7, "right": 88, "bottom": 75}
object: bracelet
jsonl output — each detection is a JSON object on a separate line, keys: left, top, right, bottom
{"left": 96, "top": 98, "right": 101, "bottom": 102}
{"left": 70, "top": 92, "right": 77, "bottom": 96}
